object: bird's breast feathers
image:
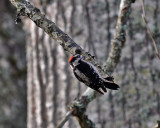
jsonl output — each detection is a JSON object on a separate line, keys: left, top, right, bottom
{"left": 74, "top": 69, "right": 90, "bottom": 83}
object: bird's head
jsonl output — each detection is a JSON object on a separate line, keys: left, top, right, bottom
{"left": 69, "top": 54, "right": 85, "bottom": 68}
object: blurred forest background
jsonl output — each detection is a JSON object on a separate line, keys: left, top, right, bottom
{"left": 0, "top": 0, "right": 160, "bottom": 128}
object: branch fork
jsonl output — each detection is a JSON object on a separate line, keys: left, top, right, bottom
{"left": 9, "top": 0, "right": 135, "bottom": 127}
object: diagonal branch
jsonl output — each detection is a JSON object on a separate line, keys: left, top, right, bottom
{"left": 104, "top": 0, "right": 134, "bottom": 75}
{"left": 9, "top": 0, "right": 109, "bottom": 79}
{"left": 140, "top": 0, "right": 160, "bottom": 61}
{"left": 56, "top": 110, "right": 73, "bottom": 128}
{"left": 9, "top": 0, "right": 135, "bottom": 127}
{"left": 69, "top": 0, "right": 135, "bottom": 127}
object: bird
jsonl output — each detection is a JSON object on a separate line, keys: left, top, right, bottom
{"left": 69, "top": 54, "right": 119, "bottom": 94}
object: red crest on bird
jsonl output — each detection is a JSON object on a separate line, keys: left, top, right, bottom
{"left": 69, "top": 56, "right": 74, "bottom": 62}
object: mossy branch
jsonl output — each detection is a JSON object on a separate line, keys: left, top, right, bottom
{"left": 9, "top": 0, "right": 109, "bottom": 79}
{"left": 9, "top": 0, "right": 135, "bottom": 128}
{"left": 104, "top": 0, "right": 134, "bottom": 75}
{"left": 69, "top": 0, "right": 135, "bottom": 127}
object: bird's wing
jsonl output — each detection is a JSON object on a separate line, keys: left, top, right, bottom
{"left": 73, "top": 67, "right": 90, "bottom": 84}
{"left": 74, "top": 68, "right": 104, "bottom": 95}
{"left": 76, "top": 60, "right": 101, "bottom": 82}
{"left": 73, "top": 61, "right": 106, "bottom": 94}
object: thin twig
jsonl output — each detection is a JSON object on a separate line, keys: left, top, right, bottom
{"left": 56, "top": 110, "right": 73, "bottom": 128}
{"left": 141, "top": 0, "right": 160, "bottom": 61}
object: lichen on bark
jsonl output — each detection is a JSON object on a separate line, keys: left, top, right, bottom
{"left": 9, "top": 0, "right": 135, "bottom": 127}
{"left": 10, "top": 0, "right": 109, "bottom": 80}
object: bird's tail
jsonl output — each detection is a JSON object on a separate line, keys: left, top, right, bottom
{"left": 102, "top": 80, "right": 120, "bottom": 90}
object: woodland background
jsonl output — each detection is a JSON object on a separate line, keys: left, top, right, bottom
{"left": 0, "top": 0, "right": 160, "bottom": 128}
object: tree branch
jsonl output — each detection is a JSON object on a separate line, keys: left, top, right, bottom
{"left": 69, "top": 89, "right": 97, "bottom": 128}
{"left": 69, "top": 0, "right": 135, "bottom": 127}
{"left": 9, "top": 0, "right": 109, "bottom": 79}
{"left": 104, "top": 0, "right": 135, "bottom": 75}
{"left": 9, "top": 0, "right": 135, "bottom": 127}
{"left": 56, "top": 110, "right": 73, "bottom": 128}
{"left": 140, "top": 0, "right": 160, "bottom": 61}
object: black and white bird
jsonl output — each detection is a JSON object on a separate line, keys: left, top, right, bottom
{"left": 69, "top": 54, "right": 119, "bottom": 94}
